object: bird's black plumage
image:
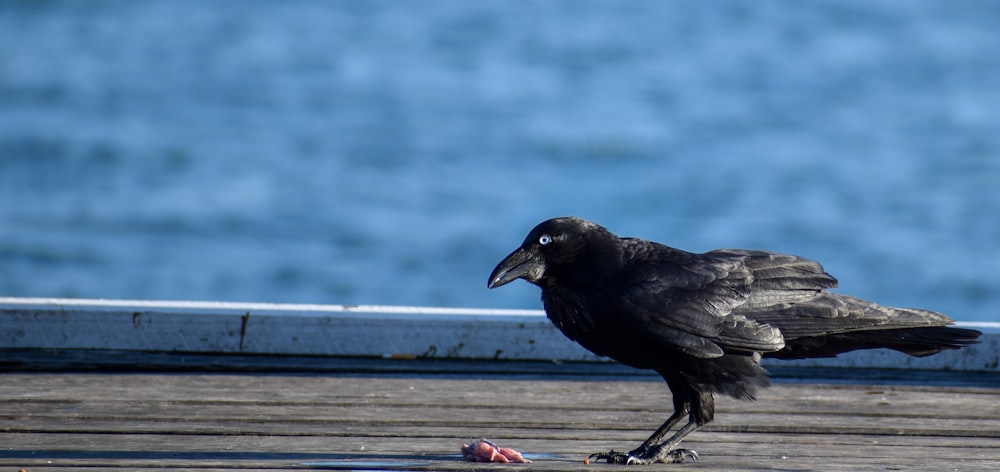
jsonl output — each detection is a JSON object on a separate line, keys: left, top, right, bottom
{"left": 488, "top": 216, "right": 982, "bottom": 464}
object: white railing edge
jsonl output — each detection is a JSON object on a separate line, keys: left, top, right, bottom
{"left": 1, "top": 297, "right": 997, "bottom": 371}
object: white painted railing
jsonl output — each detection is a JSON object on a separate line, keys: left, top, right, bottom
{"left": 1, "top": 297, "right": 997, "bottom": 371}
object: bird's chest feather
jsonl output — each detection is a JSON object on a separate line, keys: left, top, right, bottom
{"left": 540, "top": 280, "right": 629, "bottom": 356}
{"left": 541, "top": 284, "right": 595, "bottom": 343}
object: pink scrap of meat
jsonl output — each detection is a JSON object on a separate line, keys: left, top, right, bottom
{"left": 461, "top": 438, "right": 531, "bottom": 463}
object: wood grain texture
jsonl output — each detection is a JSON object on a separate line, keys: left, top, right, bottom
{"left": 2, "top": 361, "right": 999, "bottom": 471}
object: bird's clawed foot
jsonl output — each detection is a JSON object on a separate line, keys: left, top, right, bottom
{"left": 588, "top": 450, "right": 629, "bottom": 464}
{"left": 588, "top": 446, "right": 698, "bottom": 465}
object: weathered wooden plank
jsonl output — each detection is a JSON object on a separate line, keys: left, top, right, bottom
{"left": 7, "top": 385, "right": 1000, "bottom": 427}
{"left": 2, "top": 432, "right": 998, "bottom": 471}
{"left": 6, "top": 373, "right": 998, "bottom": 420}
{"left": 6, "top": 412, "right": 998, "bottom": 442}
{"left": 5, "top": 375, "right": 1000, "bottom": 427}
{"left": 3, "top": 369, "right": 1000, "bottom": 471}
{"left": 5, "top": 370, "right": 999, "bottom": 402}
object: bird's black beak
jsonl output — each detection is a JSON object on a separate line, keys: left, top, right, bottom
{"left": 488, "top": 247, "right": 544, "bottom": 289}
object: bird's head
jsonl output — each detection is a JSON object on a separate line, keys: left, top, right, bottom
{"left": 487, "top": 216, "right": 621, "bottom": 289}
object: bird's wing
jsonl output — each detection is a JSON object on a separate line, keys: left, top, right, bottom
{"left": 614, "top": 244, "right": 788, "bottom": 359}
{"left": 715, "top": 250, "right": 957, "bottom": 339}
{"left": 742, "top": 292, "right": 956, "bottom": 337}
{"left": 709, "top": 249, "right": 838, "bottom": 303}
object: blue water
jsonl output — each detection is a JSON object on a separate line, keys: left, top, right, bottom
{"left": 2, "top": 1, "right": 999, "bottom": 321}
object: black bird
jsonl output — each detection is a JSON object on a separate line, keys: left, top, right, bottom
{"left": 488, "top": 217, "right": 982, "bottom": 464}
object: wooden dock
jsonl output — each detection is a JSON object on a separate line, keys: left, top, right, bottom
{"left": 3, "top": 356, "right": 1000, "bottom": 472}
{"left": 3, "top": 298, "right": 999, "bottom": 471}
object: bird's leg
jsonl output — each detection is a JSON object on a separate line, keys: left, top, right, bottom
{"left": 590, "top": 390, "right": 712, "bottom": 464}
{"left": 589, "top": 418, "right": 702, "bottom": 465}
{"left": 627, "top": 419, "right": 703, "bottom": 465}
{"left": 588, "top": 409, "right": 686, "bottom": 465}
{"left": 634, "top": 404, "right": 687, "bottom": 455}
{"left": 589, "top": 388, "right": 691, "bottom": 465}
{"left": 635, "top": 391, "right": 714, "bottom": 464}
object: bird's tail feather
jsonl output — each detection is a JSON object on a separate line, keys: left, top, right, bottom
{"left": 857, "top": 325, "right": 983, "bottom": 357}
{"left": 770, "top": 325, "right": 982, "bottom": 360}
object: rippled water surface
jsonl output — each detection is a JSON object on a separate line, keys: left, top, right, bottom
{"left": 2, "top": 1, "right": 999, "bottom": 321}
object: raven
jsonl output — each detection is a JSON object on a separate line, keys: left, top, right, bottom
{"left": 488, "top": 217, "right": 982, "bottom": 464}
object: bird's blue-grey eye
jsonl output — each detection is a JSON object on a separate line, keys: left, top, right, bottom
{"left": 539, "top": 234, "right": 552, "bottom": 245}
